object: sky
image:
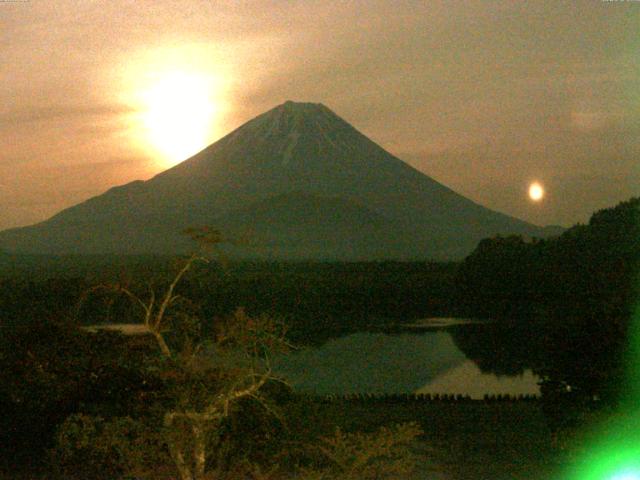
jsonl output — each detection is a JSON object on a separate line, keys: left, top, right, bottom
{"left": 1, "top": 0, "right": 639, "bottom": 231}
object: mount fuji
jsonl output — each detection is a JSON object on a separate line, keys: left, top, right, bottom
{"left": 0, "top": 101, "right": 559, "bottom": 260}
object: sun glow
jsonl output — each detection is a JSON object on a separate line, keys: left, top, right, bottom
{"left": 137, "top": 71, "right": 220, "bottom": 166}
{"left": 528, "top": 182, "right": 544, "bottom": 202}
{"left": 117, "top": 45, "right": 232, "bottom": 168}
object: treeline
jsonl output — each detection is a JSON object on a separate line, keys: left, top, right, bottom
{"left": 0, "top": 260, "right": 459, "bottom": 345}
{"left": 453, "top": 197, "right": 640, "bottom": 402}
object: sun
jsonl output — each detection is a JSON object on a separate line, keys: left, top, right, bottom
{"left": 138, "top": 71, "right": 220, "bottom": 166}
{"left": 528, "top": 182, "right": 544, "bottom": 202}
{"left": 115, "top": 44, "right": 237, "bottom": 168}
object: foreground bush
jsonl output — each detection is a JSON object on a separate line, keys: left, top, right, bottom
{"left": 51, "top": 414, "right": 168, "bottom": 479}
{"left": 50, "top": 413, "right": 424, "bottom": 479}
{"left": 299, "top": 422, "right": 424, "bottom": 480}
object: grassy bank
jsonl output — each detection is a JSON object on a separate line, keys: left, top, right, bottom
{"left": 317, "top": 398, "right": 560, "bottom": 480}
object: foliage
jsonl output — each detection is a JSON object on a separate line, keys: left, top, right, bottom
{"left": 0, "top": 261, "right": 459, "bottom": 345}
{"left": 40, "top": 242, "right": 425, "bottom": 479}
{"left": 0, "top": 226, "right": 462, "bottom": 478}
{"left": 0, "top": 277, "right": 87, "bottom": 327}
{"left": 51, "top": 414, "right": 168, "bottom": 480}
{"left": 0, "top": 320, "right": 153, "bottom": 462}
{"left": 453, "top": 197, "right": 640, "bottom": 402}
{"left": 157, "top": 307, "right": 289, "bottom": 480}
{"left": 63, "top": 230, "right": 292, "bottom": 480}
{"left": 299, "top": 422, "right": 424, "bottom": 480}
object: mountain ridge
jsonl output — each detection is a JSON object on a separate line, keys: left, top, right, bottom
{"left": 0, "top": 100, "right": 560, "bottom": 259}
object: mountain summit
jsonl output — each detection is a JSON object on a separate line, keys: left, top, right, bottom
{"left": 0, "top": 101, "right": 557, "bottom": 259}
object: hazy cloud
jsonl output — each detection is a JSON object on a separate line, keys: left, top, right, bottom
{"left": 0, "top": 104, "right": 136, "bottom": 125}
{"left": 1, "top": 0, "right": 639, "bottom": 229}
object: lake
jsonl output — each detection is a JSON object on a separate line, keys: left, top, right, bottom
{"left": 274, "top": 322, "right": 540, "bottom": 399}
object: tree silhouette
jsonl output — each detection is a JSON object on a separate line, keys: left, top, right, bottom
{"left": 81, "top": 228, "right": 290, "bottom": 480}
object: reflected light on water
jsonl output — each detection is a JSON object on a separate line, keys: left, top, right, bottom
{"left": 416, "top": 361, "right": 540, "bottom": 399}
{"left": 275, "top": 331, "right": 540, "bottom": 397}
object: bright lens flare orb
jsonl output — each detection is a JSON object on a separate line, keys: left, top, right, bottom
{"left": 140, "top": 72, "right": 216, "bottom": 165}
{"left": 528, "top": 182, "right": 545, "bottom": 202}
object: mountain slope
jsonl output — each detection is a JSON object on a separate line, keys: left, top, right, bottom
{"left": 0, "top": 101, "right": 558, "bottom": 259}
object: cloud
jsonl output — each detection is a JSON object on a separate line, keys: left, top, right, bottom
{"left": 0, "top": 103, "right": 136, "bottom": 126}
{"left": 1, "top": 0, "right": 639, "bottom": 229}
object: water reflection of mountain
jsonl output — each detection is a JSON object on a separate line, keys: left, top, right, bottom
{"left": 275, "top": 332, "right": 466, "bottom": 394}
{"left": 416, "top": 361, "right": 540, "bottom": 399}
{"left": 448, "top": 323, "right": 544, "bottom": 377}
{"left": 275, "top": 327, "right": 541, "bottom": 396}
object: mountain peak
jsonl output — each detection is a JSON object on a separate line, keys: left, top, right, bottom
{"left": 258, "top": 100, "right": 338, "bottom": 129}
{"left": 207, "top": 100, "right": 359, "bottom": 167}
{"left": 0, "top": 101, "right": 555, "bottom": 259}
{"left": 280, "top": 100, "right": 326, "bottom": 110}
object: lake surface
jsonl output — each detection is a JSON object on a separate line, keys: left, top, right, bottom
{"left": 275, "top": 325, "right": 540, "bottom": 398}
